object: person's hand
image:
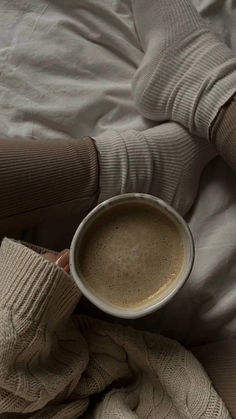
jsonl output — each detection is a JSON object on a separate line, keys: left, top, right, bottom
{"left": 43, "top": 249, "right": 70, "bottom": 273}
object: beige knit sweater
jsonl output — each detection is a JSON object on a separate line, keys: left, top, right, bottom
{"left": 0, "top": 238, "right": 230, "bottom": 418}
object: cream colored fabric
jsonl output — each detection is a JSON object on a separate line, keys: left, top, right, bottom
{"left": 193, "top": 340, "right": 236, "bottom": 419}
{"left": 0, "top": 0, "right": 235, "bottom": 348}
{"left": 211, "top": 96, "right": 236, "bottom": 172}
{"left": 94, "top": 121, "right": 215, "bottom": 216}
{"left": 132, "top": 0, "right": 236, "bottom": 142}
{"left": 0, "top": 238, "right": 231, "bottom": 418}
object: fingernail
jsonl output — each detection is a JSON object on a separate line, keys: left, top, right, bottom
{"left": 55, "top": 250, "right": 69, "bottom": 268}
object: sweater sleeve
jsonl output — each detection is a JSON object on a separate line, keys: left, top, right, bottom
{"left": 0, "top": 238, "right": 89, "bottom": 416}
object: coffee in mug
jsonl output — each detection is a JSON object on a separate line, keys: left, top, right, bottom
{"left": 70, "top": 194, "right": 194, "bottom": 319}
{"left": 78, "top": 201, "right": 184, "bottom": 309}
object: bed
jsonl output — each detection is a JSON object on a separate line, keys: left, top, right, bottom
{"left": 0, "top": 0, "right": 235, "bottom": 346}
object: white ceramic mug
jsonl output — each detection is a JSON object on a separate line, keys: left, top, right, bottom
{"left": 70, "top": 193, "right": 194, "bottom": 319}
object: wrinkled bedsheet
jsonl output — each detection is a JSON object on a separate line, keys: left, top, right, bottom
{"left": 0, "top": 0, "right": 235, "bottom": 345}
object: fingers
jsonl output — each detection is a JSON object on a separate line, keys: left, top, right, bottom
{"left": 55, "top": 249, "right": 70, "bottom": 272}
{"left": 42, "top": 249, "right": 70, "bottom": 273}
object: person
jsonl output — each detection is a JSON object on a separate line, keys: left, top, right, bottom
{"left": 0, "top": 1, "right": 235, "bottom": 241}
{"left": 0, "top": 237, "right": 233, "bottom": 418}
{"left": 0, "top": 0, "right": 235, "bottom": 416}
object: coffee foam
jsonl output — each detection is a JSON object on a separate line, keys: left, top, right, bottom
{"left": 78, "top": 202, "right": 184, "bottom": 309}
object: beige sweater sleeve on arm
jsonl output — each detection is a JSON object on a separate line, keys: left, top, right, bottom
{"left": 0, "top": 238, "right": 89, "bottom": 417}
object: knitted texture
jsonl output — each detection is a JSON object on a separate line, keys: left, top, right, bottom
{"left": 0, "top": 239, "right": 231, "bottom": 418}
{"left": 132, "top": 0, "right": 236, "bottom": 140}
{"left": 193, "top": 340, "right": 236, "bottom": 419}
{"left": 94, "top": 123, "right": 215, "bottom": 215}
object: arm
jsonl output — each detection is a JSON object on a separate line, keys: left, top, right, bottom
{"left": 0, "top": 238, "right": 88, "bottom": 416}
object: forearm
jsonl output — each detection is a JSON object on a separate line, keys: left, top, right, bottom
{"left": 0, "top": 238, "right": 87, "bottom": 415}
{"left": 0, "top": 137, "right": 99, "bottom": 235}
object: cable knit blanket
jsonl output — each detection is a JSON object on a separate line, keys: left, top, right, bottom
{"left": 0, "top": 238, "right": 231, "bottom": 418}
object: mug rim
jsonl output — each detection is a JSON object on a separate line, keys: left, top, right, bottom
{"left": 70, "top": 193, "right": 195, "bottom": 319}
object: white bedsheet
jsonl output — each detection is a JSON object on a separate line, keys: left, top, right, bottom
{"left": 0, "top": 0, "right": 235, "bottom": 345}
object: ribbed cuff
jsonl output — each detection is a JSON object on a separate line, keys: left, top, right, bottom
{"left": 94, "top": 123, "right": 215, "bottom": 215}
{"left": 167, "top": 33, "right": 236, "bottom": 139}
{"left": 0, "top": 238, "right": 80, "bottom": 324}
{"left": 190, "top": 43, "right": 236, "bottom": 139}
{"left": 211, "top": 95, "right": 236, "bottom": 146}
{"left": 135, "top": 30, "right": 236, "bottom": 140}
{"left": 0, "top": 136, "right": 98, "bottom": 229}
{"left": 210, "top": 95, "right": 236, "bottom": 171}
{"left": 94, "top": 130, "right": 153, "bottom": 203}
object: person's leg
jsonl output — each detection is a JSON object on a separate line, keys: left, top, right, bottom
{"left": 192, "top": 340, "right": 236, "bottom": 418}
{"left": 0, "top": 137, "right": 98, "bottom": 237}
{"left": 0, "top": 121, "right": 214, "bottom": 239}
{"left": 211, "top": 95, "right": 236, "bottom": 172}
{"left": 94, "top": 121, "right": 215, "bottom": 215}
{"left": 131, "top": 0, "right": 236, "bottom": 171}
